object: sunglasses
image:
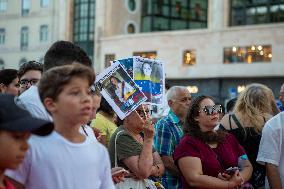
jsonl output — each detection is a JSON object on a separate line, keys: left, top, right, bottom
{"left": 19, "top": 79, "right": 40, "bottom": 86}
{"left": 200, "top": 105, "right": 222, "bottom": 115}
{"left": 136, "top": 109, "right": 153, "bottom": 117}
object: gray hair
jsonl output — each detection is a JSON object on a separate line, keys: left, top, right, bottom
{"left": 166, "top": 86, "right": 189, "bottom": 101}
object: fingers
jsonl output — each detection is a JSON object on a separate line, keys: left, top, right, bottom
{"left": 218, "top": 173, "right": 230, "bottom": 181}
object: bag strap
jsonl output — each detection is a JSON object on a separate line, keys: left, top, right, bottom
{"left": 228, "top": 114, "right": 233, "bottom": 130}
{"left": 232, "top": 114, "right": 243, "bottom": 129}
{"left": 114, "top": 130, "right": 125, "bottom": 167}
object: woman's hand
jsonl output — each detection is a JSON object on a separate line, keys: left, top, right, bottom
{"left": 143, "top": 118, "right": 154, "bottom": 140}
{"left": 111, "top": 167, "right": 129, "bottom": 184}
{"left": 150, "top": 165, "right": 160, "bottom": 177}
{"left": 217, "top": 172, "right": 232, "bottom": 181}
{"left": 228, "top": 170, "right": 244, "bottom": 188}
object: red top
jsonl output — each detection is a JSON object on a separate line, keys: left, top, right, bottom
{"left": 173, "top": 133, "right": 245, "bottom": 189}
{"left": 0, "top": 179, "right": 15, "bottom": 189}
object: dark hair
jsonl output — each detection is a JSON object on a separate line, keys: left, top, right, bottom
{"left": 110, "top": 76, "right": 121, "bottom": 85}
{"left": 226, "top": 97, "right": 237, "bottom": 113}
{"left": 43, "top": 41, "right": 92, "bottom": 71}
{"left": 18, "top": 61, "right": 43, "bottom": 79}
{"left": 98, "top": 97, "right": 114, "bottom": 116}
{"left": 38, "top": 63, "right": 95, "bottom": 102}
{"left": 0, "top": 69, "right": 18, "bottom": 86}
{"left": 140, "top": 62, "right": 151, "bottom": 77}
{"left": 184, "top": 95, "right": 226, "bottom": 143}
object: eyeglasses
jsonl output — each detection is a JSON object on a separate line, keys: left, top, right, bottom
{"left": 19, "top": 79, "right": 40, "bottom": 86}
{"left": 136, "top": 109, "right": 153, "bottom": 117}
{"left": 200, "top": 105, "right": 222, "bottom": 115}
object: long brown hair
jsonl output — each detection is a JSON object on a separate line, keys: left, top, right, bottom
{"left": 184, "top": 95, "right": 226, "bottom": 144}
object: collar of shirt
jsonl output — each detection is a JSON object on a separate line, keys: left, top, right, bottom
{"left": 168, "top": 110, "right": 181, "bottom": 124}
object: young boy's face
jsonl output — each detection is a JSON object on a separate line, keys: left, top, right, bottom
{"left": 47, "top": 77, "right": 93, "bottom": 126}
{"left": 0, "top": 131, "right": 30, "bottom": 170}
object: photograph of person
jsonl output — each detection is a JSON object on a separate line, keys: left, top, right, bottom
{"left": 110, "top": 75, "right": 135, "bottom": 103}
{"left": 96, "top": 62, "right": 147, "bottom": 119}
{"left": 134, "top": 59, "right": 164, "bottom": 105}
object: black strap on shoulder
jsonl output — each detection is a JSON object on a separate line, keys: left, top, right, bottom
{"left": 228, "top": 114, "right": 233, "bottom": 130}
{"left": 232, "top": 114, "right": 243, "bottom": 129}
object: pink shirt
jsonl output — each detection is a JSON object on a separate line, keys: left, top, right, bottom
{"left": 173, "top": 133, "right": 245, "bottom": 189}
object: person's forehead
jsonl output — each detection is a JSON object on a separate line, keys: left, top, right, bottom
{"left": 200, "top": 98, "right": 214, "bottom": 107}
{"left": 176, "top": 89, "right": 191, "bottom": 97}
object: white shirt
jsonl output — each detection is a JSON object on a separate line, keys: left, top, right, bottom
{"left": 5, "top": 131, "right": 115, "bottom": 189}
{"left": 257, "top": 112, "right": 284, "bottom": 189}
{"left": 18, "top": 85, "right": 53, "bottom": 121}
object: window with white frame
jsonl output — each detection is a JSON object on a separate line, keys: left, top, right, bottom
{"left": 0, "top": 0, "right": 7, "bottom": 12}
{"left": 40, "top": 25, "right": 48, "bottom": 42}
{"left": 40, "top": 0, "right": 49, "bottom": 7}
{"left": 20, "top": 26, "right": 29, "bottom": 50}
{"left": 0, "top": 28, "right": 5, "bottom": 45}
{"left": 22, "top": 0, "right": 30, "bottom": 16}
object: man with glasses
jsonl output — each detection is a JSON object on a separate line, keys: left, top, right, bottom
{"left": 154, "top": 86, "right": 192, "bottom": 189}
{"left": 18, "top": 61, "right": 43, "bottom": 94}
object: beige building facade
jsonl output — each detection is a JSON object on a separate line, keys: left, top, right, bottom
{"left": 1, "top": 0, "right": 283, "bottom": 101}
{"left": 0, "top": 0, "right": 71, "bottom": 69}
{"left": 95, "top": 0, "right": 284, "bottom": 101}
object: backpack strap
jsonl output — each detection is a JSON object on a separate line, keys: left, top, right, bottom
{"left": 231, "top": 114, "right": 243, "bottom": 129}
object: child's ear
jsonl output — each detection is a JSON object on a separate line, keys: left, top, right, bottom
{"left": 44, "top": 98, "right": 56, "bottom": 113}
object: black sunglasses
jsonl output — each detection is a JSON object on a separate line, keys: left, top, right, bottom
{"left": 19, "top": 79, "right": 40, "bottom": 86}
{"left": 136, "top": 109, "right": 153, "bottom": 117}
{"left": 200, "top": 105, "right": 222, "bottom": 115}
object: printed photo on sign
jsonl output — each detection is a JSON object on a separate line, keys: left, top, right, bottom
{"left": 95, "top": 61, "right": 147, "bottom": 120}
{"left": 133, "top": 57, "right": 165, "bottom": 105}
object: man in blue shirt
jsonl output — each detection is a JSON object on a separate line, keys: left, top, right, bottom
{"left": 154, "top": 86, "right": 191, "bottom": 189}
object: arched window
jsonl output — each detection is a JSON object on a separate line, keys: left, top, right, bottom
{"left": 128, "top": 0, "right": 136, "bottom": 12}
{"left": 127, "top": 23, "right": 135, "bottom": 34}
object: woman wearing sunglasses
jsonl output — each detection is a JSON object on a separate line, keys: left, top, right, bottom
{"left": 219, "top": 83, "right": 280, "bottom": 189}
{"left": 173, "top": 95, "right": 253, "bottom": 189}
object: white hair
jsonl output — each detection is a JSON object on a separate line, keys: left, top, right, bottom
{"left": 166, "top": 86, "right": 189, "bottom": 101}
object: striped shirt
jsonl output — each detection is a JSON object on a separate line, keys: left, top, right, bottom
{"left": 154, "top": 110, "right": 183, "bottom": 189}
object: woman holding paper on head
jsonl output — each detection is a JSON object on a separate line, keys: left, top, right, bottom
{"left": 108, "top": 104, "right": 165, "bottom": 188}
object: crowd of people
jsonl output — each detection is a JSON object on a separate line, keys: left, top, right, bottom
{"left": 0, "top": 40, "right": 284, "bottom": 189}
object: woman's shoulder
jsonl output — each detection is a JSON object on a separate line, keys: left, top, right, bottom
{"left": 179, "top": 134, "right": 205, "bottom": 147}
{"left": 219, "top": 114, "right": 231, "bottom": 129}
